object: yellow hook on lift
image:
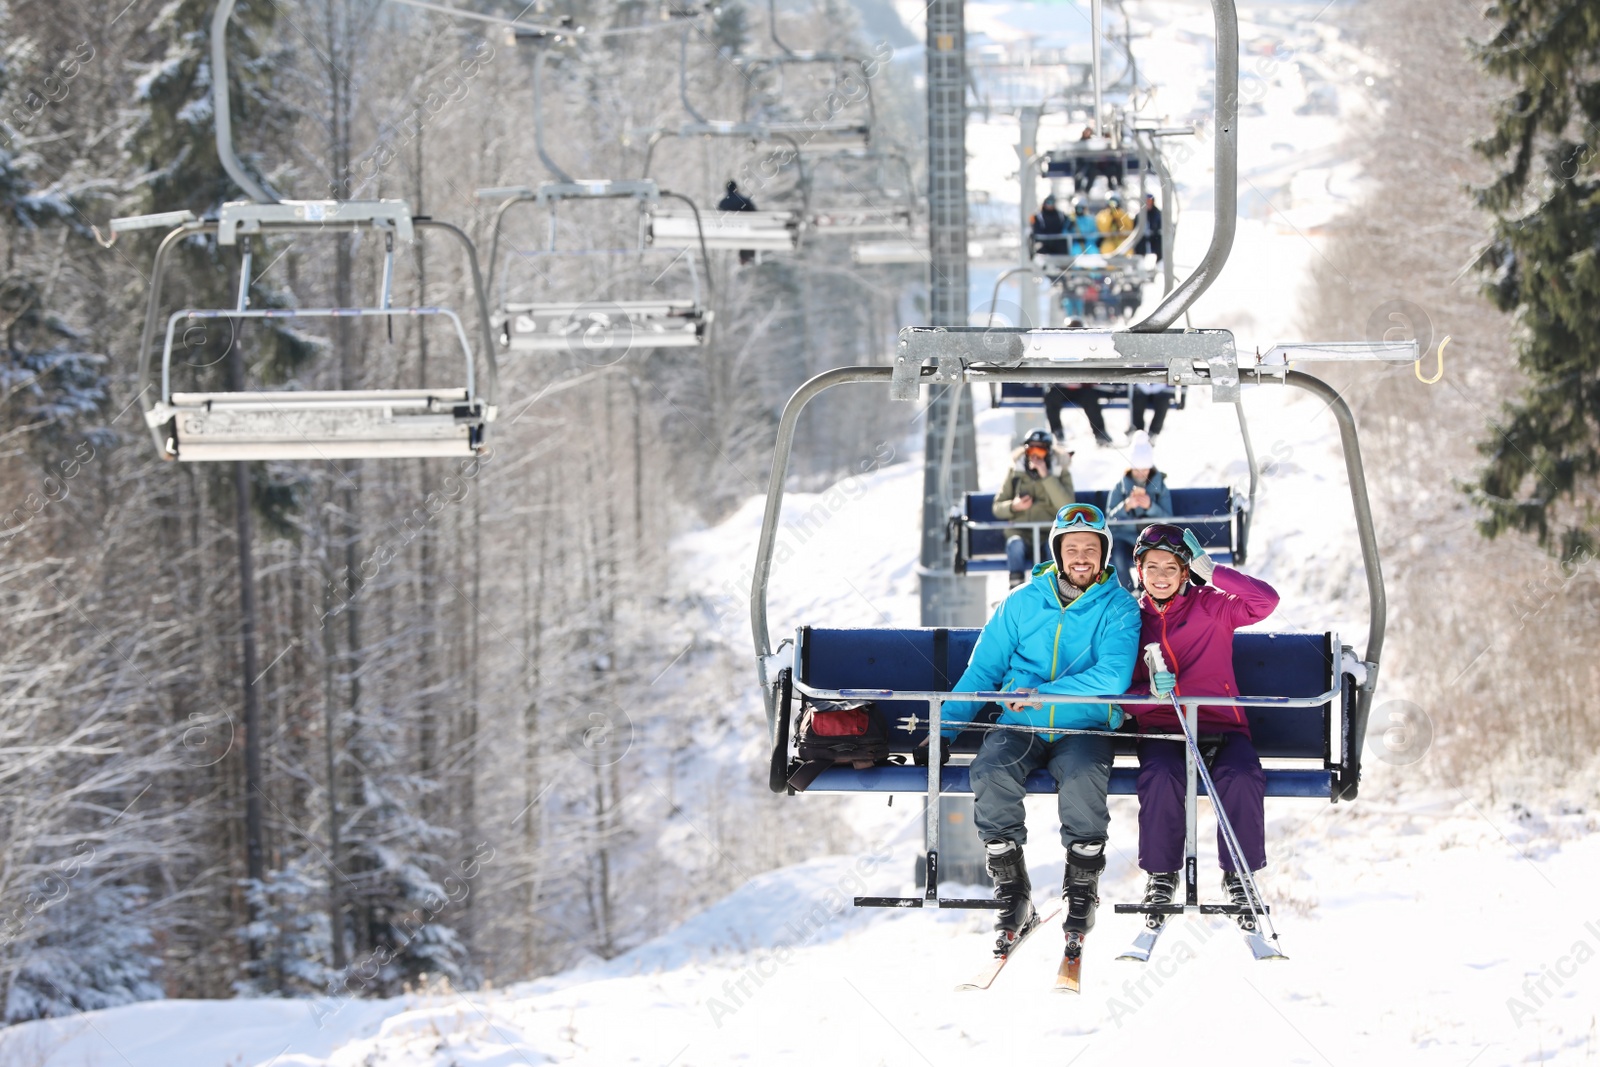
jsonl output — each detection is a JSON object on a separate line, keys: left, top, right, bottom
{"left": 1415, "top": 335, "right": 1447, "bottom": 384}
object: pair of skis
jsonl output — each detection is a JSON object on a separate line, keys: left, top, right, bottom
{"left": 954, "top": 909, "right": 1086, "bottom": 994}
{"left": 1116, "top": 916, "right": 1287, "bottom": 963}
{"left": 958, "top": 914, "right": 1285, "bottom": 994}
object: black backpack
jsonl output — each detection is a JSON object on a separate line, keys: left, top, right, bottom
{"left": 786, "top": 697, "right": 894, "bottom": 791}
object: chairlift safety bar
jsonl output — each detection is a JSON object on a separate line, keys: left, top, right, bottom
{"left": 157, "top": 306, "right": 478, "bottom": 408}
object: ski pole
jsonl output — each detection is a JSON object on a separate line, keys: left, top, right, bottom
{"left": 1142, "top": 643, "right": 1283, "bottom": 949}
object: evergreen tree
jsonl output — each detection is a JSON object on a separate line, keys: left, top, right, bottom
{"left": 125, "top": 0, "right": 317, "bottom": 382}
{"left": 1470, "top": 0, "right": 1600, "bottom": 561}
{"left": 0, "top": 47, "right": 107, "bottom": 459}
{"left": 4, "top": 885, "right": 162, "bottom": 1023}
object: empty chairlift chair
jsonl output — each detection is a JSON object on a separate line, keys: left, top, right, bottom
{"left": 672, "top": 15, "right": 875, "bottom": 150}
{"left": 481, "top": 180, "right": 714, "bottom": 355}
{"left": 117, "top": 199, "right": 498, "bottom": 463}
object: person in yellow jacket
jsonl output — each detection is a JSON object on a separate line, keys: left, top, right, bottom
{"left": 1096, "top": 194, "right": 1134, "bottom": 255}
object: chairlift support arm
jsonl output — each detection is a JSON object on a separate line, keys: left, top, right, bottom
{"left": 1131, "top": 0, "right": 1236, "bottom": 332}
{"left": 212, "top": 0, "right": 277, "bottom": 204}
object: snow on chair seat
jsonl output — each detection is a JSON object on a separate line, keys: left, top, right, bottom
{"left": 956, "top": 488, "right": 1242, "bottom": 573}
{"left": 808, "top": 206, "right": 918, "bottom": 237}
{"left": 784, "top": 627, "right": 1346, "bottom": 799}
{"left": 148, "top": 389, "right": 488, "bottom": 462}
{"left": 495, "top": 300, "right": 710, "bottom": 352}
{"left": 649, "top": 209, "right": 799, "bottom": 252}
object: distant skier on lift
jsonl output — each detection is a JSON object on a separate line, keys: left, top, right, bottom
{"left": 718, "top": 179, "right": 758, "bottom": 266}
{"left": 1123, "top": 524, "right": 1279, "bottom": 939}
{"left": 1105, "top": 432, "right": 1173, "bottom": 589}
{"left": 1067, "top": 197, "right": 1099, "bottom": 255}
{"left": 924, "top": 504, "right": 1140, "bottom": 971}
{"left": 992, "top": 428, "right": 1075, "bottom": 588}
{"left": 1030, "top": 195, "right": 1070, "bottom": 256}
{"left": 1097, "top": 194, "right": 1134, "bottom": 256}
{"left": 1136, "top": 193, "right": 1163, "bottom": 261}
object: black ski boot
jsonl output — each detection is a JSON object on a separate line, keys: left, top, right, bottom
{"left": 985, "top": 840, "right": 1036, "bottom": 955}
{"left": 1141, "top": 870, "right": 1180, "bottom": 930}
{"left": 1222, "top": 870, "right": 1258, "bottom": 932}
{"left": 1061, "top": 841, "right": 1106, "bottom": 936}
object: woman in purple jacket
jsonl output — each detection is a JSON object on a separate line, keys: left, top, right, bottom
{"left": 1123, "top": 523, "right": 1280, "bottom": 932}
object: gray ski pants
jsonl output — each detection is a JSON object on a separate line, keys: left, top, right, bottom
{"left": 969, "top": 728, "right": 1114, "bottom": 850}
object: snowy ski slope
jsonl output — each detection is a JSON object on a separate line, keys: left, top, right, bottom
{"left": 9, "top": 2, "right": 1600, "bottom": 1065}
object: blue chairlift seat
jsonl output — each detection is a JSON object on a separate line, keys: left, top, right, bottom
{"left": 955, "top": 488, "right": 1244, "bottom": 574}
{"left": 992, "top": 381, "right": 1188, "bottom": 412}
{"left": 1042, "top": 151, "right": 1151, "bottom": 180}
{"left": 994, "top": 382, "right": 1131, "bottom": 411}
{"left": 787, "top": 627, "right": 1345, "bottom": 799}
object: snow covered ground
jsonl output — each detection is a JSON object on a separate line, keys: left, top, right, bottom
{"left": 12, "top": 786, "right": 1600, "bottom": 1065}
{"left": 13, "top": 2, "right": 1600, "bottom": 1066}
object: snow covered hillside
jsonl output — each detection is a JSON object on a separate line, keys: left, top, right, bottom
{"left": 11, "top": 788, "right": 1600, "bottom": 1065}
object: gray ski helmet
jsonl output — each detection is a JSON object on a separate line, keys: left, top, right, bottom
{"left": 1023, "top": 427, "right": 1054, "bottom": 450}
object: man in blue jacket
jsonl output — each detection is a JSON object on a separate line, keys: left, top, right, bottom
{"left": 934, "top": 503, "right": 1140, "bottom": 953}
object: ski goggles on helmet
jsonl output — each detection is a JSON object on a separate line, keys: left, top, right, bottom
{"left": 1054, "top": 503, "right": 1107, "bottom": 531}
{"left": 1133, "top": 522, "right": 1191, "bottom": 560}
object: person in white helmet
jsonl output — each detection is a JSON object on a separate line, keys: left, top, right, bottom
{"left": 1105, "top": 431, "right": 1173, "bottom": 589}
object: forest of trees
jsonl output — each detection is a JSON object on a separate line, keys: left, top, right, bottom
{"left": 1306, "top": 0, "right": 1600, "bottom": 782}
{"left": 0, "top": 0, "right": 917, "bottom": 1017}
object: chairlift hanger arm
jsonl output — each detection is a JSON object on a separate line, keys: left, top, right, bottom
{"left": 135, "top": 221, "right": 219, "bottom": 448}
{"left": 679, "top": 25, "right": 712, "bottom": 126}
{"left": 1132, "top": 0, "right": 1237, "bottom": 332}
{"left": 212, "top": 0, "right": 277, "bottom": 204}
{"left": 654, "top": 191, "right": 714, "bottom": 299}
{"left": 530, "top": 45, "right": 574, "bottom": 184}
{"left": 415, "top": 218, "right": 498, "bottom": 405}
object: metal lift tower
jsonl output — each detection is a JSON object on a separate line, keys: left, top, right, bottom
{"left": 919, "top": 0, "right": 987, "bottom": 628}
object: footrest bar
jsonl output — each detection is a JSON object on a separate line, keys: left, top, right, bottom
{"left": 853, "top": 896, "right": 1007, "bottom": 909}
{"left": 1113, "top": 903, "right": 1271, "bottom": 915}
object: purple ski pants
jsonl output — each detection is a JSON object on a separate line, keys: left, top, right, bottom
{"left": 1135, "top": 733, "right": 1266, "bottom": 873}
